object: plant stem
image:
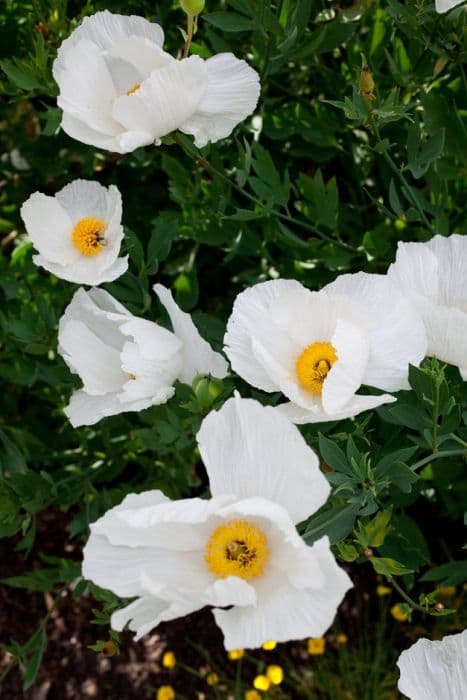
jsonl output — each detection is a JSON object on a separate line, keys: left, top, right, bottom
{"left": 172, "top": 133, "right": 353, "bottom": 249}
{"left": 183, "top": 14, "right": 195, "bottom": 58}
{"left": 371, "top": 123, "right": 436, "bottom": 235}
{"left": 410, "top": 448, "right": 467, "bottom": 471}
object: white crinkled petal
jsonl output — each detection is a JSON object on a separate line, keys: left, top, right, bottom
{"left": 324, "top": 272, "right": 427, "bottom": 391}
{"left": 397, "top": 630, "right": 467, "bottom": 700}
{"left": 276, "top": 392, "right": 396, "bottom": 424}
{"left": 21, "top": 193, "right": 78, "bottom": 265}
{"left": 429, "top": 234, "right": 467, "bottom": 308}
{"left": 321, "top": 318, "right": 369, "bottom": 413}
{"left": 55, "top": 179, "right": 110, "bottom": 222}
{"left": 104, "top": 37, "right": 172, "bottom": 94}
{"left": 59, "top": 319, "right": 126, "bottom": 395}
{"left": 388, "top": 240, "right": 440, "bottom": 305}
{"left": 111, "top": 597, "right": 175, "bottom": 639}
{"left": 213, "top": 536, "right": 352, "bottom": 650}
{"left": 53, "top": 10, "right": 164, "bottom": 82}
{"left": 112, "top": 56, "right": 208, "bottom": 142}
{"left": 56, "top": 40, "right": 121, "bottom": 136}
{"left": 60, "top": 111, "right": 152, "bottom": 153}
{"left": 224, "top": 278, "right": 306, "bottom": 392}
{"left": 197, "top": 395, "right": 329, "bottom": 524}
{"left": 154, "top": 284, "right": 228, "bottom": 382}
{"left": 65, "top": 388, "right": 171, "bottom": 427}
{"left": 179, "top": 52, "right": 260, "bottom": 147}
{"left": 435, "top": 0, "right": 465, "bottom": 12}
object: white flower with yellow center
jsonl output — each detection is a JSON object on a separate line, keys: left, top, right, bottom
{"left": 397, "top": 630, "right": 467, "bottom": 699}
{"left": 223, "top": 276, "right": 427, "bottom": 424}
{"left": 20, "top": 179, "right": 128, "bottom": 285}
{"left": 52, "top": 10, "right": 260, "bottom": 153}
{"left": 58, "top": 284, "right": 228, "bottom": 427}
{"left": 82, "top": 395, "right": 352, "bottom": 649}
{"left": 388, "top": 235, "right": 467, "bottom": 379}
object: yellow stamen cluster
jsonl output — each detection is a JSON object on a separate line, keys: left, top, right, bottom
{"left": 126, "top": 82, "right": 141, "bottom": 95}
{"left": 205, "top": 519, "right": 269, "bottom": 581}
{"left": 72, "top": 217, "right": 106, "bottom": 256}
{"left": 295, "top": 341, "right": 338, "bottom": 394}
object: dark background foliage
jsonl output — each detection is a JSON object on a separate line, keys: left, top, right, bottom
{"left": 0, "top": 0, "right": 466, "bottom": 697}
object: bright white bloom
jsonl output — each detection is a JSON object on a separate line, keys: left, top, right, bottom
{"left": 21, "top": 180, "right": 128, "bottom": 285}
{"left": 397, "top": 629, "right": 467, "bottom": 699}
{"left": 58, "top": 284, "right": 227, "bottom": 426}
{"left": 388, "top": 235, "right": 467, "bottom": 379}
{"left": 53, "top": 10, "right": 260, "bottom": 153}
{"left": 435, "top": 0, "right": 465, "bottom": 14}
{"left": 224, "top": 275, "right": 427, "bottom": 424}
{"left": 82, "top": 395, "right": 352, "bottom": 649}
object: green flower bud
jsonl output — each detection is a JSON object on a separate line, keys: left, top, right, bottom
{"left": 181, "top": 0, "right": 205, "bottom": 17}
{"left": 192, "top": 374, "right": 223, "bottom": 409}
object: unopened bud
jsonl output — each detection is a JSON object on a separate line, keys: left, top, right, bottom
{"left": 192, "top": 374, "right": 224, "bottom": 409}
{"left": 359, "top": 66, "right": 375, "bottom": 101}
{"left": 101, "top": 640, "right": 117, "bottom": 657}
{"left": 363, "top": 548, "right": 374, "bottom": 558}
{"left": 434, "top": 602, "right": 444, "bottom": 612}
{"left": 181, "top": 0, "right": 205, "bottom": 16}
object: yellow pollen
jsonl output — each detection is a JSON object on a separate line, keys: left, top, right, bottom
{"left": 72, "top": 217, "right": 106, "bottom": 256}
{"left": 129, "top": 373, "right": 137, "bottom": 380}
{"left": 295, "top": 341, "right": 338, "bottom": 394}
{"left": 205, "top": 519, "right": 269, "bottom": 581}
{"left": 126, "top": 82, "right": 141, "bottom": 95}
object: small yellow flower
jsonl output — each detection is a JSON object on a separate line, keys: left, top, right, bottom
{"left": 262, "top": 639, "right": 277, "bottom": 650}
{"left": 228, "top": 648, "right": 245, "bottom": 660}
{"left": 377, "top": 584, "right": 392, "bottom": 597}
{"left": 253, "top": 674, "right": 271, "bottom": 691}
{"left": 162, "top": 651, "right": 176, "bottom": 669}
{"left": 245, "top": 691, "right": 262, "bottom": 700}
{"left": 391, "top": 604, "right": 409, "bottom": 622}
{"left": 157, "top": 686, "right": 175, "bottom": 700}
{"left": 307, "top": 637, "right": 326, "bottom": 655}
{"left": 437, "top": 586, "right": 456, "bottom": 597}
{"left": 266, "top": 664, "right": 284, "bottom": 685}
{"left": 336, "top": 633, "right": 348, "bottom": 645}
{"left": 206, "top": 672, "right": 219, "bottom": 686}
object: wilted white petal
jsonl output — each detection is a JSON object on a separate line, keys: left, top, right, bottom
{"left": 154, "top": 283, "right": 228, "bottom": 383}
{"left": 180, "top": 52, "right": 260, "bottom": 147}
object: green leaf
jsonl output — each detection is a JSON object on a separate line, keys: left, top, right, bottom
{"left": 371, "top": 557, "right": 412, "bottom": 576}
{"left": 421, "top": 561, "right": 467, "bottom": 586}
{"left": 303, "top": 503, "right": 360, "bottom": 545}
{"left": 204, "top": 11, "right": 254, "bottom": 31}
{"left": 318, "top": 434, "right": 353, "bottom": 475}
{"left": 23, "top": 627, "right": 47, "bottom": 690}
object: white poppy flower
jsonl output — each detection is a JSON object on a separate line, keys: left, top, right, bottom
{"left": 58, "top": 284, "right": 228, "bottom": 426}
{"left": 435, "top": 0, "right": 465, "bottom": 14}
{"left": 223, "top": 275, "right": 427, "bottom": 424}
{"left": 388, "top": 235, "right": 467, "bottom": 379}
{"left": 20, "top": 179, "right": 128, "bottom": 285}
{"left": 52, "top": 10, "right": 260, "bottom": 153}
{"left": 397, "top": 629, "right": 467, "bottom": 699}
{"left": 82, "top": 395, "right": 352, "bottom": 649}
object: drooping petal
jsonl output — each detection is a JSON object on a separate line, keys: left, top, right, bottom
{"left": 53, "top": 10, "right": 164, "bottom": 83}
{"left": 111, "top": 597, "right": 175, "bottom": 639}
{"left": 397, "top": 630, "right": 467, "bottom": 700}
{"left": 276, "top": 392, "right": 396, "bottom": 424}
{"left": 197, "top": 395, "right": 330, "bottom": 524}
{"left": 20, "top": 192, "right": 78, "bottom": 265}
{"left": 213, "top": 536, "right": 352, "bottom": 650}
{"left": 60, "top": 111, "right": 152, "bottom": 153}
{"left": 65, "top": 388, "right": 173, "bottom": 427}
{"left": 112, "top": 56, "right": 208, "bottom": 142}
{"left": 154, "top": 284, "right": 228, "bottom": 383}
{"left": 224, "top": 279, "right": 305, "bottom": 392}
{"left": 179, "top": 53, "right": 260, "bottom": 147}
{"left": 324, "top": 272, "right": 427, "bottom": 391}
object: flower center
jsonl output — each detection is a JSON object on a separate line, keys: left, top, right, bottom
{"left": 295, "top": 341, "right": 338, "bottom": 394}
{"left": 72, "top": 217, "right": 106, "bottom": 256}
{"left": 205, "top": 519, "right": 269, "bottom": 581}
{"left": 126, "top": 83, "right": 141, "bottom": 95}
